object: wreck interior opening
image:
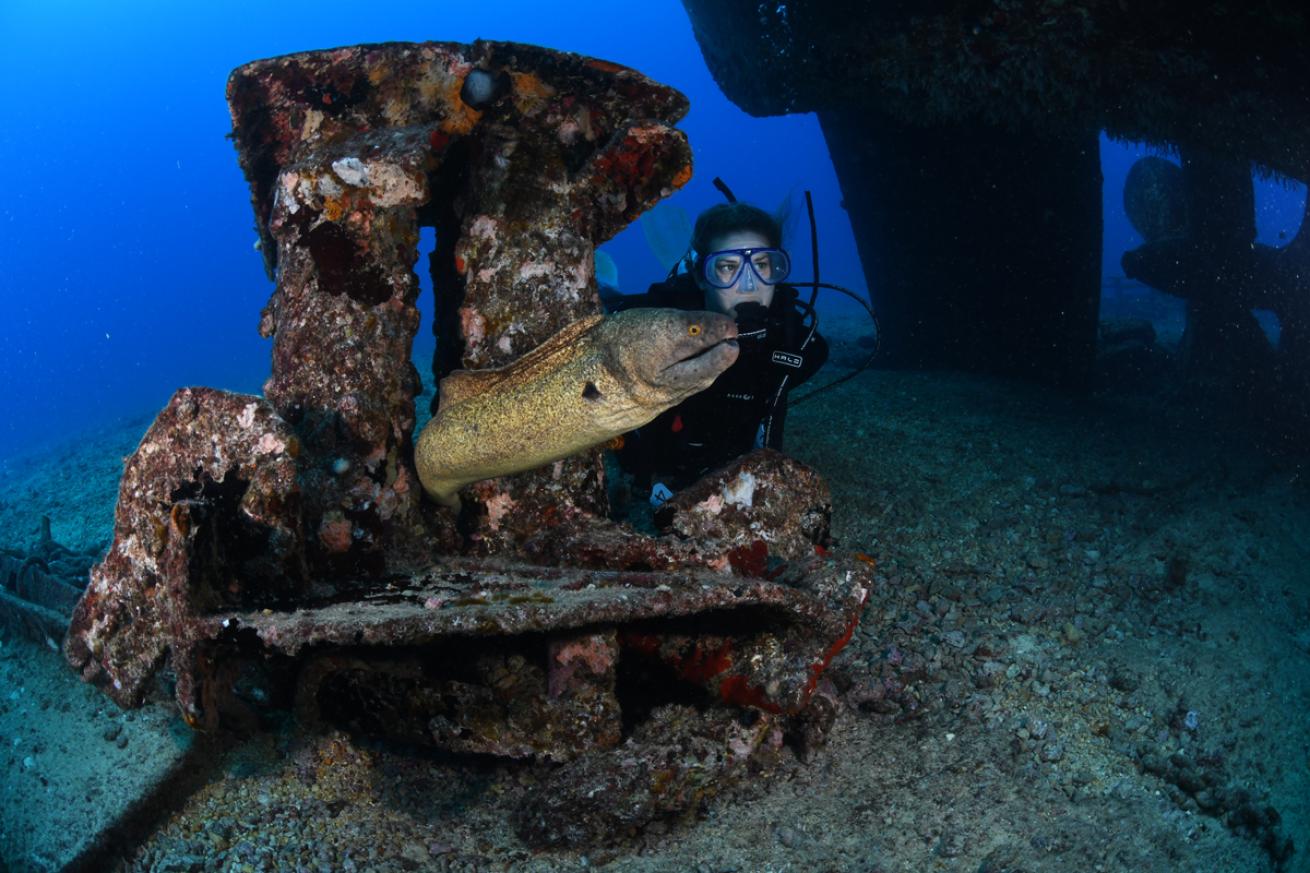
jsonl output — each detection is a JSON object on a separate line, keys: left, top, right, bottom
{"left": 268, "top": 604, "right": 806, "bottom": 753}
{"left": 412, "top": 225, "right": 439, "bottom": 407}
{"left": 613, "top": 605, "right": 800, "bottom": 734}
{"left": 417, "top": 136, "right": 476, "bottom": 415}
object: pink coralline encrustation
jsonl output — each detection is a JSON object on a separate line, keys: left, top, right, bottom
{"left": 64, "top": 45, "right": 873, "bottom": 837}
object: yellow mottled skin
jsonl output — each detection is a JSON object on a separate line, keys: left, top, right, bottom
{"left": 415, "top": 308, "right": 739, "bottom": 508}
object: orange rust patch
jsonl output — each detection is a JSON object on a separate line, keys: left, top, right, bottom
{"left": 322, "top": 196, "right": 346, "bottom": 223}
{"left": 510, "top": 70, "right": 556, "bottom": 101}
{"left": 670, "top": 162, "right": 692, "bottom": 190}
{"left": 585, "top": 58, "right": 629, "bottom": 74}
{"left": 440, "top": 77, "right": 482, "bottom": 134}
{"left": 169, "top": 503, "right": 191, "bottom": 537}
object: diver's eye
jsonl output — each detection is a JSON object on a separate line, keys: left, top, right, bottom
{"left": 688, "top": 324, "right": 702, "bottom": 337}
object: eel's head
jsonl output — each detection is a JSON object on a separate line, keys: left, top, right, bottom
{"left": 605, "top": 308, "right": 739, "bottom": 408}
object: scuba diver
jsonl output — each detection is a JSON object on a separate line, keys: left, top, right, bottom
{"left": 613, "top": 200, "right": 828, "bottom": 505}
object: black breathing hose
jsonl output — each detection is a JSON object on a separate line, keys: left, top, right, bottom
{"left": 696, "top": 180, "right": 881, "bottom": 404}
{"left": 712, "top": 177, "right": 738, "bottom": 203}
{"left": 787, "top": 280, "right": 881, "bottom": 406}
{"left": 788, "top": 190, "right": 879, "bottom": 406}
{"left": 805, "top": 190, "right": 820, "bottom": 312}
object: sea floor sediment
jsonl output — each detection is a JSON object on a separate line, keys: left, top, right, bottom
{"left": 1, "top": 322, "right": 1306, "bottom": 872}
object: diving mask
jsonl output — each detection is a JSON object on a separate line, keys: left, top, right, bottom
{"left": 700, "top": 247, "right": 791, "bottom": 290}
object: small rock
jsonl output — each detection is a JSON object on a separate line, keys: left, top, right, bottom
{"left": 1108, "top": 670, "right": 1139, "bottom": 692}
{"left": 1040, "top": 742, "right": 1064, "bottom": 762}
{"left": 400, "top": 842, "right": 428, "bottom": 864}
{"left": 935, "top": 831, "right": 966, "bottom": 857}
{"left": 1140, "top": 753, "right": 1166, "bottom": 775}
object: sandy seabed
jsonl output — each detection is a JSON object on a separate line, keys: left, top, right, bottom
{"left": 1, "top": 318, "right": 1308, "bottom": 873}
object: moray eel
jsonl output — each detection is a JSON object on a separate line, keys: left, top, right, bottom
{"left": 415, "top": 308, "right": 739, "bottom": 508}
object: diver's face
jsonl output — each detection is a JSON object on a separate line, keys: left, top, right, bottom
{"left": 697, "top": 230, "right": 778, "bottom": 317}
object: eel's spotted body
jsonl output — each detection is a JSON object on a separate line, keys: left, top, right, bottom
{"left": 415, "top": 308, "right": 739, "bottom": 507}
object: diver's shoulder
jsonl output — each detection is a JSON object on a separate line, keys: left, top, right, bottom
{"left": 651, "top": 273, "right": 702, "bottom": 308}
{"left": 609, "top": 274, "right": 700, "bottom": 312}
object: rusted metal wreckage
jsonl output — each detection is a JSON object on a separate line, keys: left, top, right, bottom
{"left": 60, "top": 41, "right": 870, "bottom": 842}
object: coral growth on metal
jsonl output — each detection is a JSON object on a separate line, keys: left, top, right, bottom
{"left": 62, "top": 40, "right": 871, "bottom": 839}
{"left": 64, "top": 388, "right": 306, "bottom": 715}
{"left": 224, "top": 40, "right": 696, "bottom": 556}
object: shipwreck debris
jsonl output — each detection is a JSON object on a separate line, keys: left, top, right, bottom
{"left": 63, "top": 39, "right": 873, "bottom": 847}
{"left": 0, "top": 517, "right": 94, "bottom": 647}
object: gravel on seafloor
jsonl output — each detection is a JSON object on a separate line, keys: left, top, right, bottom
{"left": 3, "top": 322, "right": 1306, "bottom": 873}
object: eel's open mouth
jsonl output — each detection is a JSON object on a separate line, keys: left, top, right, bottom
{"left": 675, "top": 335, "right": 738, "bottom": 364}
{"left": 665, "top": 337, "right": 739, "bottom": 373}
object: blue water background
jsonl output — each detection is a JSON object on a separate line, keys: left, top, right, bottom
{"left": 0, "top": 1, "right": 1304, "bottom": 462}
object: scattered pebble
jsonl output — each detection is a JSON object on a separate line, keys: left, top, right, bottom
{"left": 775, "top": 825, "right": 804, "bottom": 849}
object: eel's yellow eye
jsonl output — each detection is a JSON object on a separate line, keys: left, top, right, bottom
{"left": 688, "top": 324, "right": 702, "bottom": 337}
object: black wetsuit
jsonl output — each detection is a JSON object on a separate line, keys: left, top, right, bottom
{"left": 613, "top": 273, "right": 828, "bottom": 492}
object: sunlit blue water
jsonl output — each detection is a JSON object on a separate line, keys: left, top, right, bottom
{"left": 0, "top": 1, "right": 1304, "bottom": 461}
